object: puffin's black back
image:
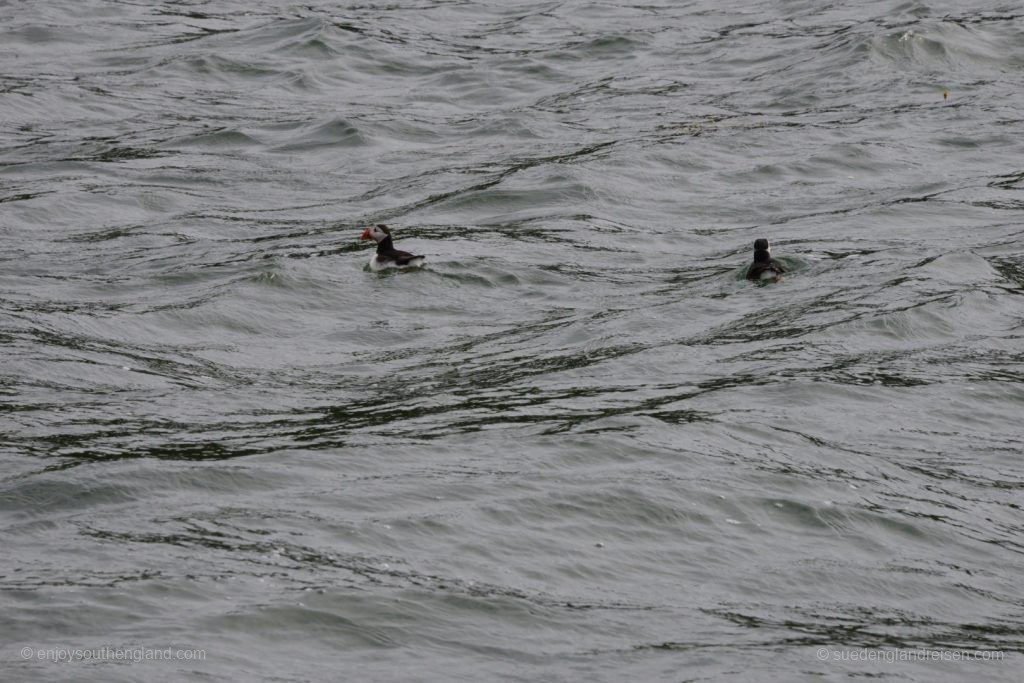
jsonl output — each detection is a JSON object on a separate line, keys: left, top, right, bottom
{"left": 374, "top": 224, "right": 424, "bottom": 265}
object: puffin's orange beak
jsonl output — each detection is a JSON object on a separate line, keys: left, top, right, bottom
{"left": 360, "top": 228, "right": 372, "bottom": 241}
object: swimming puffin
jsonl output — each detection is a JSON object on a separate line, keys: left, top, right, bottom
{"left": 746, "top": 238, "right": 786, "bottom": 281}
{"left": 360, "top": 224, "right": 425, "bottom": 272}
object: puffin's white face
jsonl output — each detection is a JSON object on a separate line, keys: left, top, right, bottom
{"left": 360, "top": 225, "right": 390, "bottom": 243}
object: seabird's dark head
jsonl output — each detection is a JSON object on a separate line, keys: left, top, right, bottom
{"left": 752, "top": 238, "right": 772, "bottom": 264}
{"left": 360, "top": 224, "right": 392, "bottom": 243}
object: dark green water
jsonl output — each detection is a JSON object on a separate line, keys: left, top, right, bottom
{"left": 2, "top": 1, "right": 1023, "bottom": 681}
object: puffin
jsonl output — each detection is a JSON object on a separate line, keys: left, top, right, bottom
{"left": 360, "top": 224, "right": 425, "bottom": 271}
{"left": 745, "top": 238, "right": 787, "bottom": 281}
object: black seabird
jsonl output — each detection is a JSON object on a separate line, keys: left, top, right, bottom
{"left": 746, "top": 238, "right": 786, "bottom": 281}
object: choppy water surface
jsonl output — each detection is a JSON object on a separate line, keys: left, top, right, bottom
{"left": 3, "top": 1, "right": 1024, "bottom": 680}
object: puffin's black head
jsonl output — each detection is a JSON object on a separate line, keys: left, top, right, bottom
{"left": 752, "top": 238, "right": 772, "bottom": 264}
{"left": 360, "top": 224, "right": 392, "bottom": 243}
